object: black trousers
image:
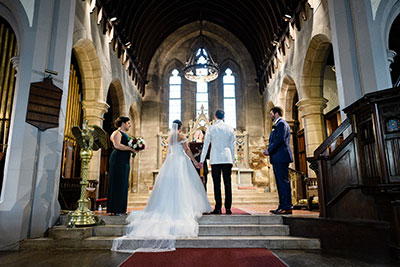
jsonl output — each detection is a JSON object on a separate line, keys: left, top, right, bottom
{"left": 195, "top": 156, "right": 208, "bottom": 191}
{"left": 211, "top": 163, "right": 233, "bottom": 210}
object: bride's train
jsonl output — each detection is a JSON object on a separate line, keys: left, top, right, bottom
{"left": 112, "top": 132, "right": 212, "bottom": 253}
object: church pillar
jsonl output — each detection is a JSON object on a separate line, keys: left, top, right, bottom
{"left": 0, "top": 0, "right": 77, "bottom": 246}
{"left": 82, "top": 100, "right": 109, "bottom": 182}
{"left": 286, "top": 120, "right": 297, "bottom": 169}
{"left": 297, "top": 97, "right": 327, "bottom": 178}
{"left": 327, "top": 0, "right": 392, "bottom": 111}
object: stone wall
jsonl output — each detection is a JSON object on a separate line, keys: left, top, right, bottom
{"left": 139, "top": 22, "right": 264, "bottom": 192}
{"left": 73, "top": 1, "right": 142, "bottom": 182}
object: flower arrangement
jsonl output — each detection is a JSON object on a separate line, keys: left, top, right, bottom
{"left": 128, "top": 137, "right": 146, "bottom": 158}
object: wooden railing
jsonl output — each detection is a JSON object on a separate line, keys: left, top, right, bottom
{"left": 308, "top": 87, "right": 400, "bottom": 223}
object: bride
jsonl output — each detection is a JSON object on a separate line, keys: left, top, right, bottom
{"left": 112, "top": 120, "right": 212, "bottom": 253}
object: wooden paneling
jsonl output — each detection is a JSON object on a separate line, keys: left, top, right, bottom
{"left": 386, "top": 138, "right": 400, "bottom": 181}
{"left": 310, "top": 87, "right": 400, "bottom": 228}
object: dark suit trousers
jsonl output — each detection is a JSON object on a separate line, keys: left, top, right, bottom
{"left": 211, "top": 164, "right": 232, "bottom": 210}
{"left": 272, "top": 163, "right": 292, "bottom": 210}
{"left": 195, "top": 161, "right": 208, "bottom": 191}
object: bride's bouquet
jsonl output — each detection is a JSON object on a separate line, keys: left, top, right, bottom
{"left": 128, "top": 136, "right": 146, "bottom": 158}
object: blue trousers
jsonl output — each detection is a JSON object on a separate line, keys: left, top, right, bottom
{"left": 272, "top": 163, "right": 292, "bottom": 210}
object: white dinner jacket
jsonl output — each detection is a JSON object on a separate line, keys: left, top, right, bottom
{"left": 200, "top": 120, "right": 235, "bottom": 165}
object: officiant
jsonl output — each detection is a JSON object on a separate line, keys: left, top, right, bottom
{"left": 189, "top": 130, "right": 209, "bottom": 191}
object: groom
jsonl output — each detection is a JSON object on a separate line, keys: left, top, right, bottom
{"left": 200, "top": 110, "right": 235, "bottom": 215}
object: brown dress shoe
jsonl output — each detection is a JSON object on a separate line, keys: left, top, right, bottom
{"left": 273, "top": 209, "right": 292, "bottom": 215}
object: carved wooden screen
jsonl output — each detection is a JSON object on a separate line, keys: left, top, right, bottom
{"left": 356, "top": 107, "right": 380, "bottom": 185}
{"left": 60, "top": 55, "right": 82, "bottom": 180}
{"left": 0, "top": 17, "right": 18, "bottom": 194}
{"left": 380, "top": 101, "right": 400, "bottom": 183}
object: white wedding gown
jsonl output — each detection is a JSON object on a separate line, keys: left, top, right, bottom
{"left": 112, "top": 124, "right": 212, "bottom": 253}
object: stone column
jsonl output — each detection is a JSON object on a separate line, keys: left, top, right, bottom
{"left": 82, "top": 100, "right": 109, "bottom": 182}
{"left": 297, "top": 97, "right": 327, "bottom": 178}
{"left": 286, "top": 120, "right": 297, "bottom": 169}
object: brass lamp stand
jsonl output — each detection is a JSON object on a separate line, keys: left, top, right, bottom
{"left": 67, "top": 121, "right": 108, "bottom": 227}
{"left": 69, "top": 149, "right": 96, "bottom": 226}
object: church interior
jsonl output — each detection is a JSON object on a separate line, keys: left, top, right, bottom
{"left": 0, "top": 0, "right": 400, "bottom": 266}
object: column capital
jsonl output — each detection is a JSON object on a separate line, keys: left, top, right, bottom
{"left": 81, "top": 100, "right": 110, "bottom": 125}
{"left": 388, "top": 49, "right": 397, "bottom": 72}
{"left": 296, "top": 97, "right": 328, "bottom": 116}
{"left": 286, "top": 120, "right": 298, "bottom": 131}
{"left": 10, "top": 56, "right": 20, "bottom": 76}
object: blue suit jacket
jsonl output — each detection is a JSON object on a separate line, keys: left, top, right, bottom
{"left": 268, "top": 118, "right": 293, "bottom": 164}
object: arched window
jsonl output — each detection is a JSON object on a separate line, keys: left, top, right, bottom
{"left": 169, "top": 69, "right": 181, "bottom": 128}
{"left": 196, "top": 51, "right": 209, "bottom": 117}
{"left": 223, "top": 68, "right": 236, "bottom": 128}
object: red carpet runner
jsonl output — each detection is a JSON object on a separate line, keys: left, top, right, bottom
{"left": 119, "top": 248, "right": 287, "bottom": 267}
{"left": 221, "top": 207, "right": 250, "bottom": 215}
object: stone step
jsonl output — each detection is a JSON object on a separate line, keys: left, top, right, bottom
{"left": 198, "top": 215, "right": 283, "bottom": 225}
{"left": 21, "top": 235, "right": 320, "bottom": 250}
{"left": 97, "top": 215, "right": 283, "bottom": 226}
{"left": 128, "top": 196, "right": 279, "bottom": 202}
{"left": 199, "top": 225, "right": 289, "bottom": 236}
{"left": 92, "top": 224, "right": 289, "bottom": 237}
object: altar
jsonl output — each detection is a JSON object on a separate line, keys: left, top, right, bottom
{"left": 153, "top": 109, "right": 254, "bottom": 188}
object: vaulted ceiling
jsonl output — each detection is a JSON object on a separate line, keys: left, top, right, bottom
{"left": 94, "top": 0, "right": 308, "bottom": 95}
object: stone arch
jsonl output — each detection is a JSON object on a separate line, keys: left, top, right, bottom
{"left": 382, "top": 1, "right": 400, "bottom": 51}
{"left": 265, "top": 101, "right": 275, "bottom": 138}
{"left": 103, "top": 79, "right": 126, "bottom": 134}
{"left": 386, "top": 9, "right": 400, "bottom": 86}
{"left": 298, "top": 35, "right": 330, "bottom": 176}
{"left": 0, "top": 1, "right": 27, "bottom": 51}
{"left": 72, "top": 38, "right": 108, "bottom": 181}
{"left": 129, "top": 102, "right": 140, "bottom": 137}
{"left": 73, "top": 38, "right": 103, "bottom": 102}
{"left": 279, "top": 76, "right": 298, "bottom": 122}
{"left": 301, "top": 34, "right": 331, "bottom": 99}
{"left": 108, "top": 79, "right": 127, "bottom": 117}
{"left": 128, "top": 102, "right": 141, "bottom": 193}
{"left": 279, "top": 76, "right": 300, "bottom": 169}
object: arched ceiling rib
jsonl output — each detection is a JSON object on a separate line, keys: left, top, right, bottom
{"left": 96, "top": 0, "right": 308, "bottom": 95}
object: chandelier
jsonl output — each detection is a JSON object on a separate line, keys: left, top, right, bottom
{"left": 184, "top": 21, "right": 219, "bottom": 83}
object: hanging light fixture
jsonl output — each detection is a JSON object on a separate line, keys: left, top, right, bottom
{"left": 183, "top": 20, "right": 219, "bottom": 83}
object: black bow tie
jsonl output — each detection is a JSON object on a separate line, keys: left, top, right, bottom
{"left": 272, "top": 125, "right": 276, "bottom": 129}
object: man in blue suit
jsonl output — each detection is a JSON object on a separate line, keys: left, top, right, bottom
{"left": 263, "top": 107, "right": 293, "bottom": 215}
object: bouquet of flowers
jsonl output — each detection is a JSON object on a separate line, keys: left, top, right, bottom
{"left": 128, "top": 136, "right": 146, "bottom": 158}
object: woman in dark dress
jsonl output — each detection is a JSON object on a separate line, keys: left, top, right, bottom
{"left": 107, "top": 116, "right": 136, "bottom": 215}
